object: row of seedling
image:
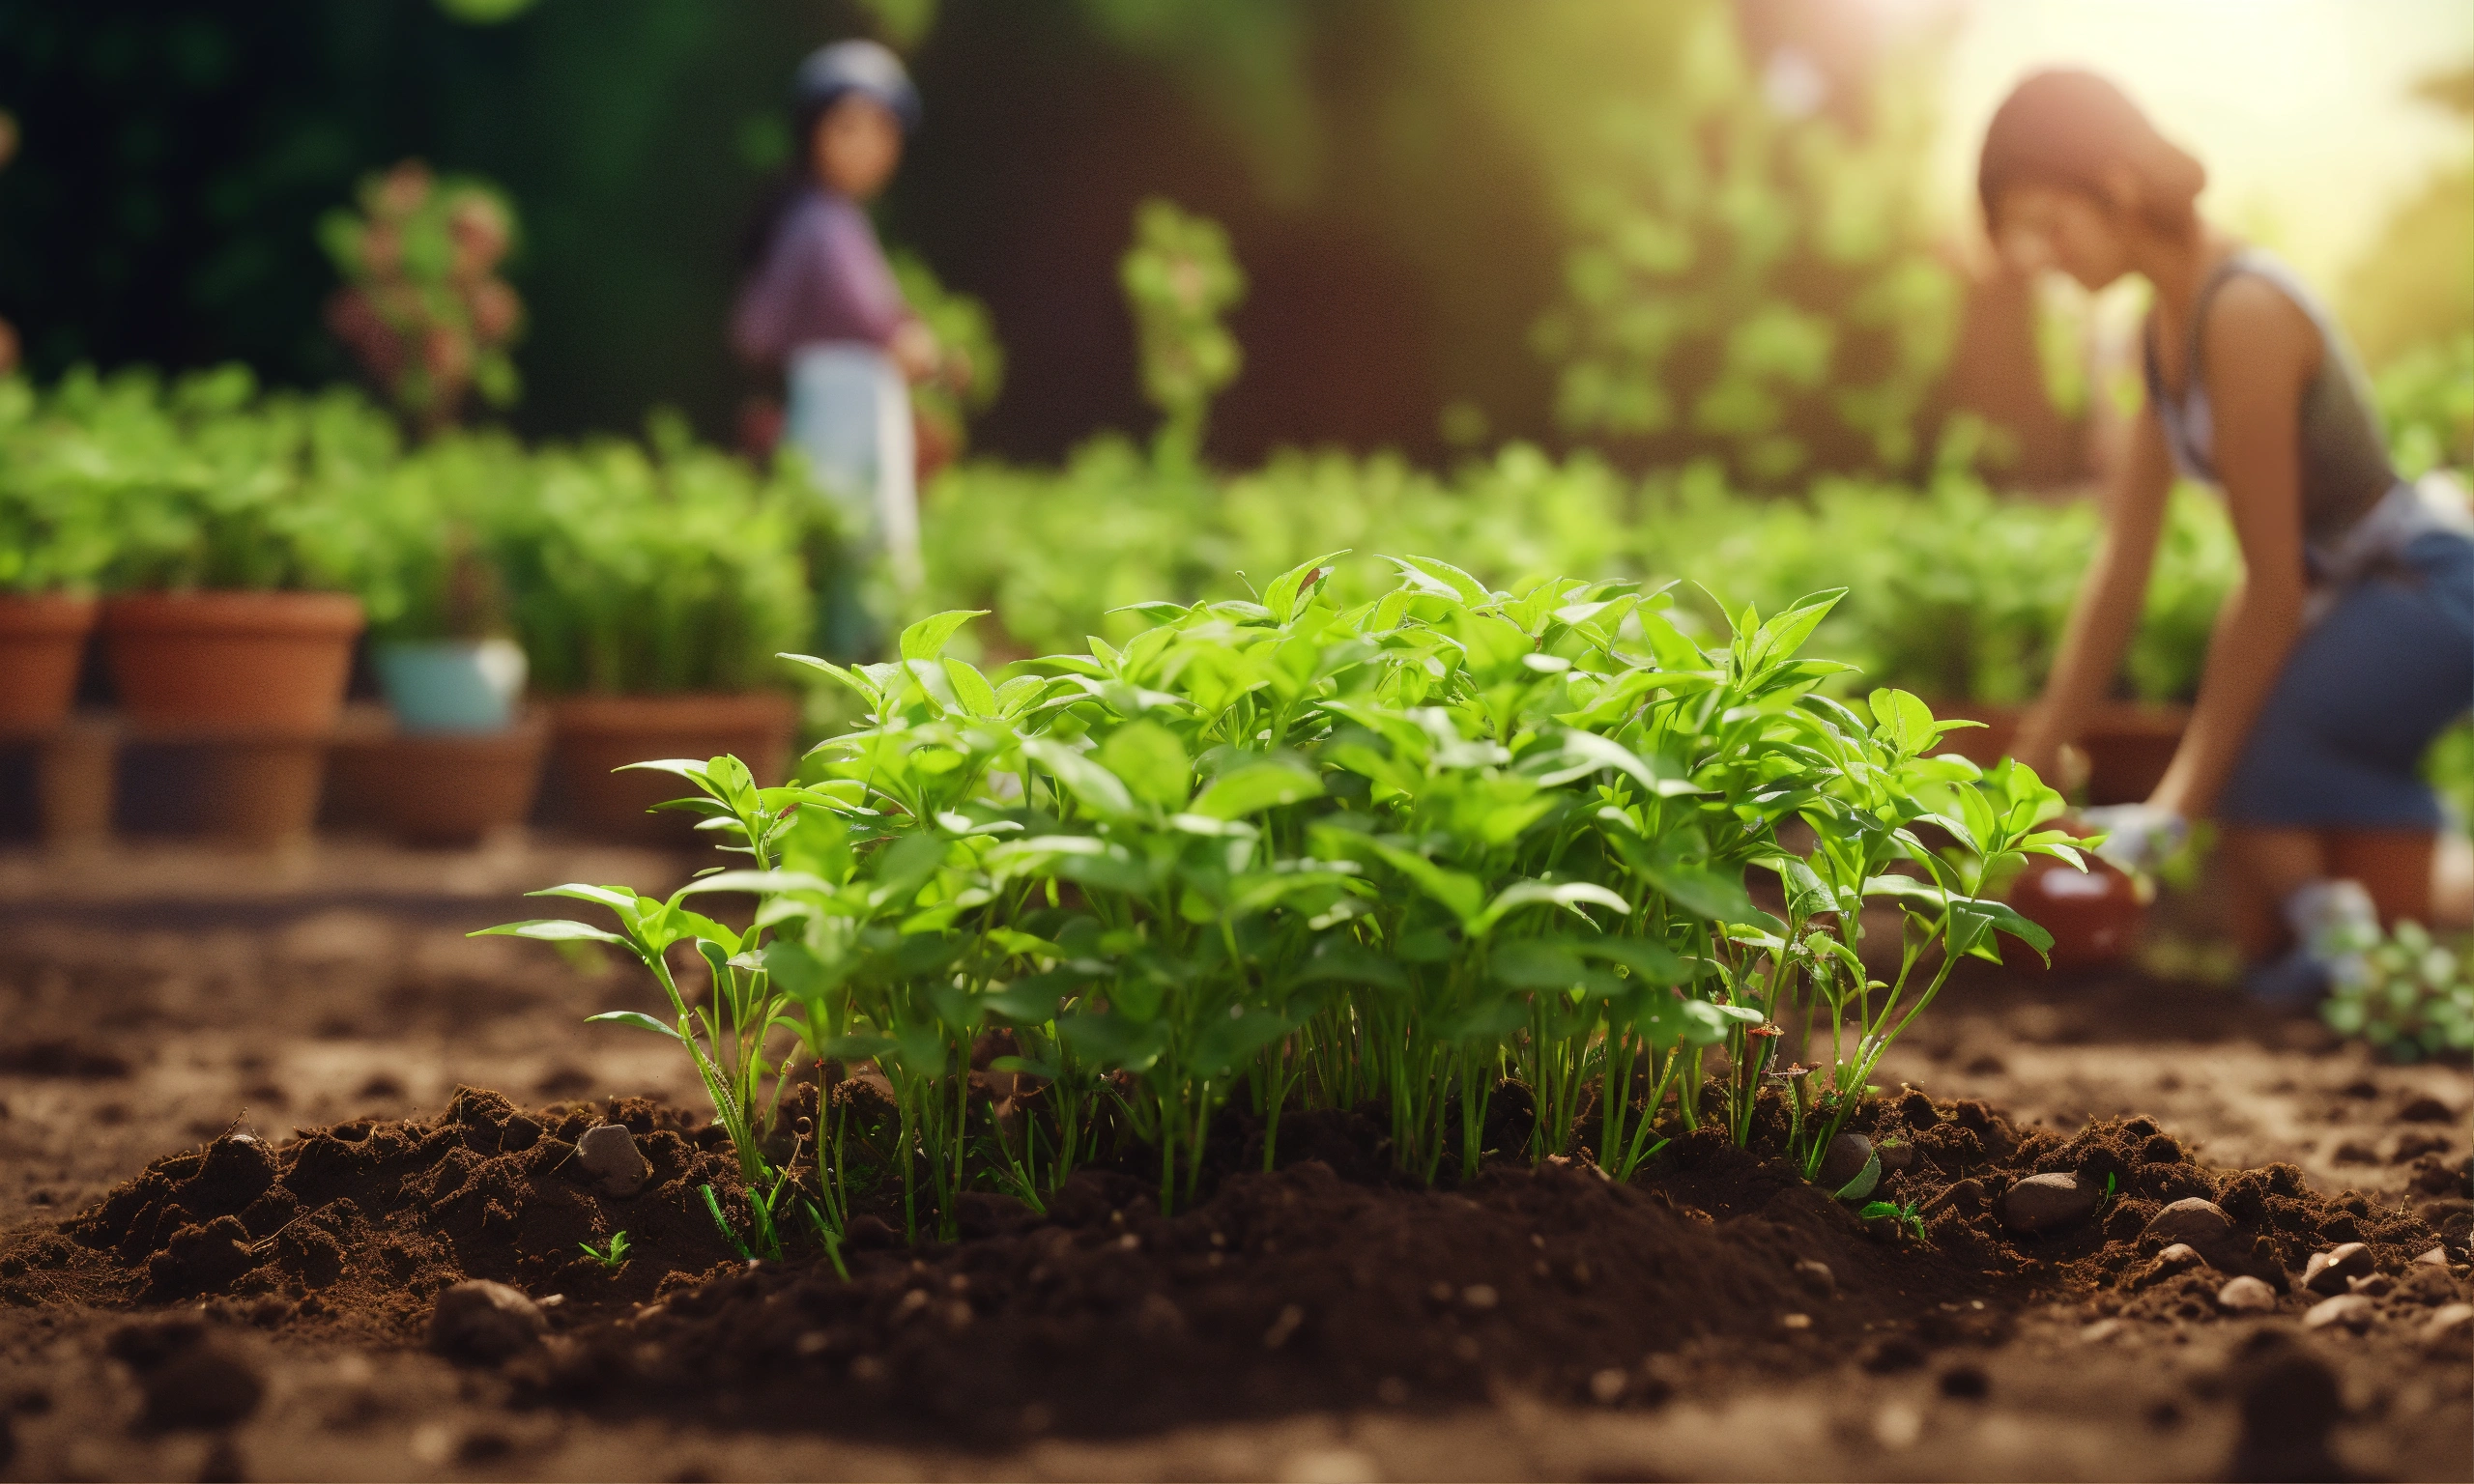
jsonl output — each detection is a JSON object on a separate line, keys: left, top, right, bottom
{"left": 490, "top": 555, "right": 2081, "bottom": 1249}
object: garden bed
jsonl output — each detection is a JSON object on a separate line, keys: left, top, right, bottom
{"left": 0, "top": 900, "right": 2466, "bottom": 1481}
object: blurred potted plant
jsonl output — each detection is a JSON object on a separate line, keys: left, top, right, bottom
{"left": 320, "top": 160, "right": 524, "bottom": 436}
{"left": 331, "top": 436, "right": 547, "bottom": 846}
{"left": 56, "top": 368, "right": 387, "bottom": 844}
{"left": 0, "top": 378, "right": 112, "bottom": 731}
{"left": 497, "top": 425, "right": 811, "bottom": 842}
{"left": 89, "top": 369, "right": 376, "bottom": 736}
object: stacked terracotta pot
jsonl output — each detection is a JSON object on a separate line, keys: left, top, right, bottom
{"left": 98, "top": 591, "right": 366, "bottom": 847}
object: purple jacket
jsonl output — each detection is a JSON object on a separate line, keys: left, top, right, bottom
{"left": 730, "top": 187, "right": 909, "bottom": 368}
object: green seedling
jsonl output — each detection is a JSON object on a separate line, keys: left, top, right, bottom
{"left": 579, "top": 1232, "right": 630, "bottom": 1270}
{"left": 1859, "top": 1199, "right": 1931, "bottom": 1244}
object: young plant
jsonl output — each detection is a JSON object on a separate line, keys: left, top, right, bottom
{"left": 2319, "top": 920, "right": 2474, "bottom": 1062}
{"left": 579, "top": 1231, "right": 630, "bottom": 1270}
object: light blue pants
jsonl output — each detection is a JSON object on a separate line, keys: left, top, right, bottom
{"left": 787, "top": 343, "right": 917, "bottom": 659}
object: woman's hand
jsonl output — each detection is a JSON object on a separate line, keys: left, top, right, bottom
{"left": 890, "top": 319, "right": 940, "bottom": 383}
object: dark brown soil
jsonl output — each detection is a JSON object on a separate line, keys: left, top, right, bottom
{"left": 9, "top": 1070, "right": 2461, "bottom": 1455}
{"left": 0, "top": 846, "right": 2467, "bottom": 1481}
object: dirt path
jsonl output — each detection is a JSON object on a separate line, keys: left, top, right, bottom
{"left": 1, "top": 842, "right": 2466, "bottom": 1482}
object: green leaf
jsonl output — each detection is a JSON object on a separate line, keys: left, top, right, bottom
{"left": 1866, "top": 688, "right": 1939, "bottom": 758}
{"left": 479, "top": 919, "right": 634, "bottom": 949}
{"left": 1471, "top": 879, "right": 1630, "bottom": 937}
{"left": 899, "top": 609, "right": 991, "bottom": 662}
{"left": 586, "top": 1010, "right": 685, "bottom": 1042}
{"left": 1192, "top": 760, "right": 1325, "bottom": 819}
{"left": 1641, "top": 863, "right": 1755, "bottom": 926}
{"left": 1261, "top": 550, "right": 1347, "bottom": 622}
{"left": 673, "top": 870, "right": 837, "bottom": 899}
{"left": 1365, "top": 840, "right": 1486, "bottom": 926}
{"left": 1098, "top": 721, "right": 1193, "bottom": 811}
{"left": 1831, "top": 1151, "right": 1882, "bottom": 1201}
{"left": 1021, "top": 737, "right": 1137, "bottom": 820}
{"left": 1391, "top": 554, "right": 1491, "bottom": 605}
{"left": 942, "top": 657, "right": 1000, "bottom": 717}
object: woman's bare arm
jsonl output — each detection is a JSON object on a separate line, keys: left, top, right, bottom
{"left": 2147, "top": 276, "right": 2316, "bottom": 817}
{"left": 2012, "top": 399, "right": 2176, "bottom": 781}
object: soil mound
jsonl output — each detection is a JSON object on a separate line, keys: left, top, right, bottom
{"left": 6, "top": 1088, "right": 743, "bottom": 1336}
{"left": 5, "top": 1082, "right": 2460, "bottom": 1446}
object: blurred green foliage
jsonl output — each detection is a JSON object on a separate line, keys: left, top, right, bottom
{"left": 2319, "top": 920, "right": 2474, "bottom": 1063}
{"left": 2342, "top": 63, "right": 2472, "bottom": 377}
{"left": 889, "top": 251, "right": 1003, "bottom": 459}
{"left": 1532, "top": 1, "right": 1959, "bottom": 485}
{"left": 914, "top": 436, "right": 2238, "bottom": 709}
{"left": 0, "top": 363, "right": 398, "bottom": 594}
{"left": 1120, "top": 199, "right": 1246, "bottom": 463}
{"left": 2378, "top": 331, "right": 2474, "bottom": 479}
{"left": 0, "top": 364, "right": 817, "bottom": 693}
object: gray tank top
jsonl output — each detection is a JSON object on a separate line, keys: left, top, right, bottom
{"left": 2142, "top": 249, "right": 2396, "bottom": 559}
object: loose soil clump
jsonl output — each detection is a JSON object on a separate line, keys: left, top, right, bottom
{"left": 10, "top": 1079, "right": 2461, "bottom": 1450}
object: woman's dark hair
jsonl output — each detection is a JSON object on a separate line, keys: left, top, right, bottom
{"left": 739, "top": 41, "right": 921, "bottom": 272}
{"left": 1978, "top": 70, "right": 2206, "bottom": 237}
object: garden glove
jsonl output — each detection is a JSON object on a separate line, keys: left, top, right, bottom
{"left": 2246, "top": 877, "right": 2379, "bottom": 1007}
{"left": 2079, "top": 803, "right": 2186, "bottom": 874}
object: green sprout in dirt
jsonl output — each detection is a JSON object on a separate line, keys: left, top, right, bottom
{"left": 578, "top": 1231, "right": 630, "bottom": 1270}
{"left": 1859, "top": 1199, "right": 1930, "bottom": 1244}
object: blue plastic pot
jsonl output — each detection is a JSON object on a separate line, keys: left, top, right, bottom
{"left": 374, "top": 639, "right": 528, "bottom": 733}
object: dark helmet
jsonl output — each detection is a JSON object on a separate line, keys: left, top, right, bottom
{"left": 793, "top": 40, "right": 921, "bottom": 132}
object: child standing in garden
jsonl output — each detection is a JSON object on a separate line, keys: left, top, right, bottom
{"left": 1981, "top": 71, "right": 2474, "bottom": 1002}
{"left": 732, "top": 40, "right": 946, "bottom": 659}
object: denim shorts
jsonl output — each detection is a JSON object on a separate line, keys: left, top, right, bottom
{"left": 2216, "top": 528, "right": 2474, "bottom": 829}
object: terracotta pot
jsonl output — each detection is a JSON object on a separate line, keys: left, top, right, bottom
{"left": 546, "top": 692, "right": 799, "bottom": 843}
{"left": 2008, "top": 855, "right": 2144, "bottom": 971}
{"left": 1923, "top": 699, "right": 2024, "bottom": 769}
{"left": 330, "top": 713, "right": 548, "bottom": 847}
{"left": 0, "top": 591, "right": 100, "bottom": 732}
{"left": 2079, "top": 703, "right": 2190, "bottom": 807}
{"left": 101, "top": 591, "right": 365, "bottom": 732}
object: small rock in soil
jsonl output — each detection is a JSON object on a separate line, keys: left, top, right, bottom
{"left": 104, "top": 1320, "right": 264, "bottom": 1431}
{"left": 2396, "top": 1094, "right": 2455, "bottom": 1124}
{"left": 2143, "top": 1198, "right": 2240, "bottom": 1264}
{"left": 1860, "top": 1334, "right": 1927, "bottom": 1373}
{"left": 1875, "top": 1139, "right": 1914, "bottom": 1173}
{"left": 2229, "top": 1340, "right": 2343, "bottom": 1483}
{"left": 1793, "top": 1259, "right": 1834, "bottom": 1297}
{"left": 574, "top": 1125, "right": 650, "bottom": 1198}
{"left": 2216, "top": 1275, "right": 2278, "bottom": 1313}
{"left": 2153, "top": 1242, "right": 2203, "bottom": 1271}
{"left": 2425, "top": 1302, "right": 2474, "bottom": 1346}
{"left": 2302, "top": 1241, "right": 2373, "bottom": 1296}
{"left": 2135, "top": 1243, "right": 2206, "bottom": 1288}
{"left": 2002, "top": 1171, "right": 2100, "bottom": 1234}
{"left": 1817, "top": 1133, "right": 1875, "bottom": 1196}
{"left": 2301, "top": 1294, "right": 2374, "bottom": 1332}
{"left": 428, "top": 1279, "right": 549, "bottom": 1363}
{"left": 2415, "top": 1244, "right": 2451, "bottom": 1267}
{"left": 2346, "top": 1272, "right": 2391, "bottom": 1298}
